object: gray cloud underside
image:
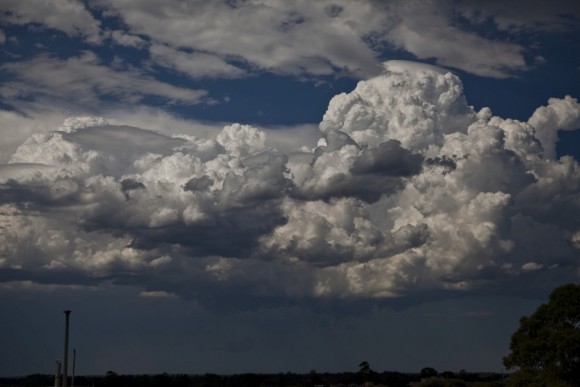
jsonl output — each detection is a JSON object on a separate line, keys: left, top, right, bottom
{"left": 1, "top": 62, "right": 579, "bottom": 303}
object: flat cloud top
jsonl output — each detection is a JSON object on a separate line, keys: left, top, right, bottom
{"left": 1, "top": 62, "right": 579, "bottom": 305}
{"left": 384, "top": 60, "right": 450, "bottom": 75}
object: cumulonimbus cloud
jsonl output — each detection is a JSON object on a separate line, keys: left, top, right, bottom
{"left": 1, "top": 61, "right": 579, "bottom": 303}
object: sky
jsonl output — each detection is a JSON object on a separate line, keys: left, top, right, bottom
{"left": 1, "top": 0, "right": 580, "bottom": 378}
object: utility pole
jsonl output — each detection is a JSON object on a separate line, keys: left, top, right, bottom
{"left": 63, "top": 310, "right": 71, "bottom": 387}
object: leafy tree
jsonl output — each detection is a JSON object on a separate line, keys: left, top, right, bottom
{"left": 503, "top": 283, "right": 580, "bottom": 386}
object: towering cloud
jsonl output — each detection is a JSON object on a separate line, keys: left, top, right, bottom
{"left": 528, "top": 95, "right": 580, "bottom": 159}
{"left": 1, "top": 61, "right": 579, "bottom": 303}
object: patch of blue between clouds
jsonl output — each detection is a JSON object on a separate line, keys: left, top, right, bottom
{"left": 162, "top": 73, "right": 358, "bottom": 125}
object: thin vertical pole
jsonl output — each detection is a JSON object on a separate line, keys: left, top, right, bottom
{"left": 63, "top": 310, "right": 71, "bottom": 387}
{"left": 55, "top": 360, "right": 62, "bottom": 387}
{"left": 72, "top": 349, "right": 76, "bottom": 387}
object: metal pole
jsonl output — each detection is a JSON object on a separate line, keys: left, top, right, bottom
{"left": 63, "top": 310, "right": 71, "bottom": 387}
{"left": 55, "top": 360, "right": 62, "bottom": 387}
{"left": 72, "top": 349, "right": 76, "bottom": 387}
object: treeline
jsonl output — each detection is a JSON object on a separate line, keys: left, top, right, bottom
{"left": 0, "top": 370, "right": 506, "bottom": 387}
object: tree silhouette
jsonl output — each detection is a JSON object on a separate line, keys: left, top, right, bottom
{"left": 356, "top": 360, "right": 380, "bottom": 384}
{"left": 359, "top": 361, "right": 371, "bottom": 374}
{"left": 420, "top": 367, "right": 438, "bottom": 379}
{"left": 503, "top": 283, "right": 580, "bottom": 386}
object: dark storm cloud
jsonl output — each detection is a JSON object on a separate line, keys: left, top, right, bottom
{"left": 218, "top": 153, "right": 293, "bottom": 207}
{"left": 183, "top": 176, "right": 213, "bottom": 192}
{"left": 120, "top": 178, "right": 146, "bottom": 200}
{"left": 0, "top": 179, "right": 48, "bottom": 205}
{"left": 128, "top": 202, "right": 287, "bottom": 259}
{"left": 294, "top": 172, "right": 405, "bottom": 203}
{"left": 424, "top": 156, "right": 457, "bottom": 174}
{"left": 0, "top": 176, "right": 81, "bottom": 208}
{"left": 292, "top": 136, "right": 421, "bottom": 203}
{"left": 351, "top": 140, "right": 423, "bottom": 176}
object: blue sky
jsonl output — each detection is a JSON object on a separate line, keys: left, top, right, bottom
{"left": 1, "top": 0, "right": 579, "bottom": 377}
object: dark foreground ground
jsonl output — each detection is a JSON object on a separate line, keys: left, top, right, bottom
{"left": 0, "top": 370, "right": 507, "bottom": 387}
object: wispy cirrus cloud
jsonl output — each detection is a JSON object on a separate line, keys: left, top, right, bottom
{"left": 0, "top": 0, "right": 102, "bottom": 43}
{"left": 386, "top": 4, "right": 528, "bottom": 78}
{"left": 149, "top": 44, "right": 246, "bottom": 79}
{"left": 0, "top": 51, "right": 207, "bottom": 108}
{"left": 456, "top": 0, "right": 580, "bottom": 33}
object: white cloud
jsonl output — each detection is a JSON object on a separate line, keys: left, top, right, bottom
{"left": 91, "top": 0, "right": 570, "bottom": 79}
{"left": 320, "top": 61, "right": 476, "bottom": 152}
{"left": 108, "top": 29, "right": 146, "bottom": 48}
{"left": 57, "top": 116, "right": 109, "bottom": 133}
{"left": 522, "top": 262, "right": 543, "bottom": 271}
{"left": 388, "top": 22, "right": 526, "bottom": 78}
{"left": 0, "top": 106, "right": 231, "bottom": 165}
{"left": 0, "top": 109, "right": 69, "bottom": 163}
{"left": 528, "top": 96, "right": 580, "bottom": 159}
{"left": 2, "top": 0, "right": 577, "bottom": 82}
{"left": 0, "top": 51, "right": 207, "bottom": 107}
{"left": 149, "top": 44, "right": 246, "bottom": 79}
{"left": 1, "top": 61, "right": 579, "bottom": 303}
{"left": 0, "top": 203, "right": 157, "bottom": 275}
{"left": 216, "top": 124, "right": 267, "bottom": 157}
{"left": 97, "top": 0, "right": 384, "bottom": 78}
{"left": 456, "top": 0, "right": 580, "bottom": 33}
{"left": 383, "top": 0, "right": 578, "bottom": 77}
{"left": 260, "top": 123, "right": 320, "bottom": 153}
{"left": 0, "top": 0, "right": 102, "bottom": 43}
